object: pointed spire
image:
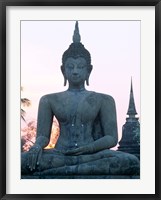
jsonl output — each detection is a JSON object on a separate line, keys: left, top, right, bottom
{"left": 127, "top": 77, "right": 137, "bottom": 118}
{"left": 72, "top": 21, "right": 81, "bottom": 43}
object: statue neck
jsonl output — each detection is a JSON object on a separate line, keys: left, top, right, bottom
{"left": 67, "top": 84, "right": 86, "bottom": 92}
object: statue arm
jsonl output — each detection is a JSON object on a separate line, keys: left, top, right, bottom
{"left": 34, "top": 95, "right": 54, "bottom": 148}
{"left": 95, "top": 94, "right": 118, "bottom": 149}
{"left": 27, "top": 95, "right": 54, "bottom": 171}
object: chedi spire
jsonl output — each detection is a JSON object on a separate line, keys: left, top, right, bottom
{"left": 127, "top": 78, "right": 137, "bottom": 119}
{"left": 118, "top": 78, "right": 140, "bottom": 159}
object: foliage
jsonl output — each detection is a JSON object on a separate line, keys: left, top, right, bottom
{"left": 21, "top": 87, "right": 31, "bottom": 122}
{"left": 21, "top": 121, "right": 37, "bottom": 152}
{"left": 21, "top": 119, "right": 60, "bottom": 152}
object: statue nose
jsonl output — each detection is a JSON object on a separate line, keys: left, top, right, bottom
{"left": 72, "top": 66, "right": 79, "bottom": 75}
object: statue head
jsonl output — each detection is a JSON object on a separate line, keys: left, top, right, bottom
{"left": 61, "top": 21, "right": 93, "bottom": 86}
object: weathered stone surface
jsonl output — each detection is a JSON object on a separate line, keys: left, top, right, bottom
{"left": 21, "top": 21, "right": 140, "bottom": 178}
{"left": 22, "top": 175, "right": 140, "bottom": 179}
{"left": 118, "top": 79, "right": 140, "bottom": 159}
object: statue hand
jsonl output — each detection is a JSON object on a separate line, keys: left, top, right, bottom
{"left": 27, "top": 144, "right": 42, "bottom": 171}
{"left": 64, "top": 145, "right": 93, "bottom": 155}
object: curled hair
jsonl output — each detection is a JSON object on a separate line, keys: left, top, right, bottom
{"left": 61, "top": 21, "right": 93, "bottom": 75}
{"left": 62, "top": 43, "right": 91, "bottom": 65}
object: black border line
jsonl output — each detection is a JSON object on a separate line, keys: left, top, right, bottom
{"left": 0, "top": 0, "right": 160, "bottom": 199}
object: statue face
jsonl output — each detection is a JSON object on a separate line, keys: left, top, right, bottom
{"left": 64, "top": 57, "right": 89, "bottom": 86}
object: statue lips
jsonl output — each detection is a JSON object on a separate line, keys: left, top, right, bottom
{"left": 71, "top": 75, "right": 80, "bottom": 81}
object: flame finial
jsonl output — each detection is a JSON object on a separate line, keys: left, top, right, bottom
{"left": 72, "top": 21, "right": 81, "bottom": 43}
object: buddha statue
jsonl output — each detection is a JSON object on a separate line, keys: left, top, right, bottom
{"left": 21, "top": 21, "right": 140, "bottom": 178}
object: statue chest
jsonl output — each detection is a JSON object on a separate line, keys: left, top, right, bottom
{"left": 53, "top": 92, "right": 101, "bottom": 124}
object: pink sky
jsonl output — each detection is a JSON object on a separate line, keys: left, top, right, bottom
{"left": 21, "top": 20, "right": 140, "bottom": 141}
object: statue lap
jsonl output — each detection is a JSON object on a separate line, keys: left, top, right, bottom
{"left": 21, "top": 92, "right": 140, "bottom": 178}
{"left": 22, "top": 149, "right": 139, "bottom": 176}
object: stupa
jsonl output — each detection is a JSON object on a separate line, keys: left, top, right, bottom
{"left": 118, "top": 79, "right": 140, "bottom": 159}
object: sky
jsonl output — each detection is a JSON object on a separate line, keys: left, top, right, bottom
{"left": 21, "top": 20, "right": 140, "bottom": 141}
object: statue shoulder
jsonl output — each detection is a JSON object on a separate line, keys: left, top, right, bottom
{"left": 94, "top": 92, "right": 115, "bottom": 104}
{"left": 39, "top": 92, "right": 66, "bottom": 103}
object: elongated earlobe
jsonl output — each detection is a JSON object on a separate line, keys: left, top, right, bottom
{"left": 61, "top": 65, "right": 67, "bottom": 86}
{"left": 86, "top": 78, "right": 89, "bottom": 86}
{"left": 64, "top": 78, "right": 67, "bottom": 86}
{"left": 86, "top": 72, "right": 91, "bottom": 86}
{"left": 86, "top": 65, "right": 92, "bottom": 86}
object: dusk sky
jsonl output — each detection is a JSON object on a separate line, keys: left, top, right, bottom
{"left": 7, "top": 6, "right": 155, "bottom": 194}
{"left": 21, "top": 20, "right": 140, "bottom": 141}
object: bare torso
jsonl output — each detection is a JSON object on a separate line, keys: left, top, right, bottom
{"left": 22, "top": 90, "right": 139, "bottom": 175}
{"left": 44, "top": 90, "right": 103, "bottom": 151}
